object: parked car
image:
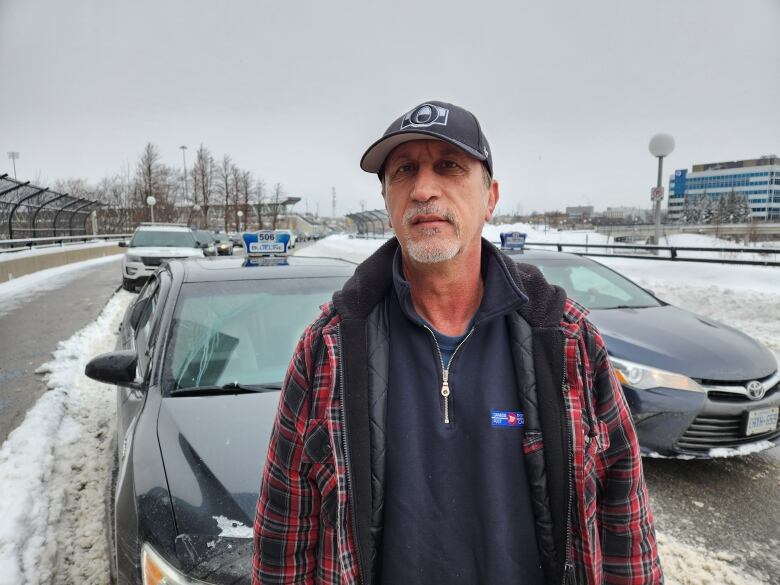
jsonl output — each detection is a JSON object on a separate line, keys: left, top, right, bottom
{"left": 274, "top": 229, "right": 296, "bottom": 248}
{"left": 119, "top": 224, "right": 204, "bottom": 291}
{"left": 194, "top": 230, "right": 217, "bottom": 256}
{"left": 85, "top": 255, "right": 355, "bottom": 585}
{"left": 212, "top": 232, "right": 234, "bottom": 255}
{"left": 512, "top": 247, "right": 779, "bottom": 458}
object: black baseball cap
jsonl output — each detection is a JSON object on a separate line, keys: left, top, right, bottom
{"left": 360, "top": 100, "right": 493, "bottom": 178}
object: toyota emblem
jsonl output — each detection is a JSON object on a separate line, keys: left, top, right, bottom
{"left": 746, "top": 381, "right": 765, "bottom": 400}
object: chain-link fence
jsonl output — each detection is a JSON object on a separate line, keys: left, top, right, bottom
{"left": 0, "top": 174, "right": 102, "bottom": 240}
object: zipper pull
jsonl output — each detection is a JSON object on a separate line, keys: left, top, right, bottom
{"left": 564, "top": 561, "right": 576, "bottom": 584}
{"left": 441, "top": 369, "right": 450, "bottom": 424}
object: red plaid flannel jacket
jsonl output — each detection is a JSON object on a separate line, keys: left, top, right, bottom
{"left": 253, "top": 296, "right": 663, "bottom": 585}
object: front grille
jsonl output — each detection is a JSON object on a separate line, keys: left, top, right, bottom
{"left": 141, "top": 256, "right": 185, "bottom": 267}
{"left": 675, "top": 414, "right": 780, "bottom": 452}
{"left": 705, "top": 380, "right": 779, "bottom": 403}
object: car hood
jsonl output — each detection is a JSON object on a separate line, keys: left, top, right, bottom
{"left": 127, "top": 246, "right": 202, "bottom": 257}
{"left": 156, "top": 391, "right": 280, "bottom": 538}
{"left": 589, "top": 305, "right": 777, "bottom": 382}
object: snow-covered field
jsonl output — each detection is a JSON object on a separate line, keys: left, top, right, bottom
{"left": 0, "top": 229, "right": 777, "bottom": 584}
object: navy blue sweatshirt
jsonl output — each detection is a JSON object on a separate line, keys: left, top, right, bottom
{"left": 380, "top": 247, "right": 545, "bottom": 584}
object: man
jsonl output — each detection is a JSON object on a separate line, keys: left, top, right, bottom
{"left": 253, "top": 100, "right": 663, "bottom": 584}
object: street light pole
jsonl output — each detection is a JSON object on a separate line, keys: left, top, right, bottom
{"left": 7, "top": 152, "right": 19, "bottom": 179}
{"left": 648, "top": 134, "right": 675, "bottom": 249}
{"left": 147, "top": 196, "right": 157, "bottom": 223}
{"left": 180, "top": 145, "right": 188, "bottom": 201}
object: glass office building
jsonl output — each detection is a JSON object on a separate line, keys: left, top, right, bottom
{"left": 668, "top": 155, "right": 780, "bottom": 222}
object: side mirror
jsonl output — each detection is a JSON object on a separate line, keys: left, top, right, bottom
{"left": 85, "top": 350, "right": 141, "bottom": 388}
{"left": 118, "top": 241, "right": 128, "bottom": 248}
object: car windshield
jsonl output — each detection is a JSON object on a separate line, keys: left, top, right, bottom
{"left": 194, "top": 231, "right": 213, "bottom": 245}
{"left": 522, "top": 255, "right": 662, "bottom": 310}
{"left": 214, "top": 234, "right": 230, "bottom": 243}
{"left": 163, "top": 277, "right": 345, "bottom": 394}
{"left": 130, "top": 230, "right": 197, "bottom": 248}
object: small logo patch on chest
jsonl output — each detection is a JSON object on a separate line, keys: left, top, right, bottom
{"left": 491, "top": 411, "right": 525, "bottom": 427}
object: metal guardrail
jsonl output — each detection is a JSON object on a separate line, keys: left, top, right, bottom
{"left": 0, "top": 233, "right": 132, "bottom": 254}
{"left": 518, "top": 241, "right": 780, "bottom": 267}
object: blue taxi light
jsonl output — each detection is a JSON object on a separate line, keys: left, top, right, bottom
{"left": 500, "top": 232, "right": 527, "bottom": 251}
{"left": 242, "top": 230, "right": 289, "bottom": 257}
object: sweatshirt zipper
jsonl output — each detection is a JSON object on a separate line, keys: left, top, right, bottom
{"left": 561, "top": 352, "right": 575, "bottom": 584}
{"left": 336, "top": 325, "right": 365, "bottom": 585}
{"left": 422, "top": 324, "right": 476, "bottom": 424}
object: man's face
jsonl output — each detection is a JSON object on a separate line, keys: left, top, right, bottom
{"left": 382, "top": 139, "right": 499, "bottom": 264}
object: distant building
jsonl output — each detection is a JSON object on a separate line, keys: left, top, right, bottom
{"left": 668, "top": 155, "right": 780, "bottom": 222}
{"left": 603, "top": 206, "right": 641, "bottom": 222}
{"left": 565, "top": 205, "right": 593, "bottom": 222}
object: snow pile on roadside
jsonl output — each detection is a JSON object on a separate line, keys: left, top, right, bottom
{"left": 658, "top": 532, "right": 770, "bottom": 585}
{"left": 0, "top": 255, "right": 121, "bottom": 319}
{"left": 294, "top": 234, "right": 388, "bottom": 263}
{"left": 0, "top": 290, "right": 133, "bottom": 585}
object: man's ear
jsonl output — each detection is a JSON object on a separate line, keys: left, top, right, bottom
{"left": 382, "top": 188, "right": 393, "bottom": 228}
{"left": 485, "top": 179, "right": 500, "bottom": 222}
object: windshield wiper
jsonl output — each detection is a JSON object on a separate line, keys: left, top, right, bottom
{"left": 171, "top": 382, "right": 282, "bottom": 396}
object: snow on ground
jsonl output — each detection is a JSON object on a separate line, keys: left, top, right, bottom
{"left": 0, "top": 290, "right": 133, "bottom": 585}
{"left": 0, "top": 254, "right": 121, "bottom": 319}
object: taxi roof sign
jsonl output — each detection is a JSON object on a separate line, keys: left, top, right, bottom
{"left": 242, "top": 230, "right": 289, "bottom": 257}
{"left": 500, "top": 231, "right": 527, "bottom": 251}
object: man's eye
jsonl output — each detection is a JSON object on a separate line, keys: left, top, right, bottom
{"left": 396, "top": 164, "right": 413, "bottom": 174}
{"left": 438, "top": 160, "right": 459, "bottom": 170}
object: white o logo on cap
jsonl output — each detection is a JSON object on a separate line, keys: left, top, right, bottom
{"left": 413, "top": 105, "right": 433, "bottom": 124}
{"left": 400, "top": 104, "right": 450, "bottom": 129}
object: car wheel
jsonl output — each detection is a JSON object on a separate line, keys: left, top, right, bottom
{"left": 122, "top": 278, "right": 135, "bottom": 292}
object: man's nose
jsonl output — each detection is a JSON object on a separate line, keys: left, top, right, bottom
{"left": 410, "top": 165, "right": 441, "bottom": 202}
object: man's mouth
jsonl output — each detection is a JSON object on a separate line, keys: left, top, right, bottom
{"left": 411, "top": 214, "right": 448, "bottom": 225}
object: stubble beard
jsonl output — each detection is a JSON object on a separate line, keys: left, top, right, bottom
{"left": 400, "top": 204, "right": 462, "bottom": 264}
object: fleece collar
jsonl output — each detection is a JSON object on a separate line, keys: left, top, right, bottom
{"left": 333, "top": 237, "right": 567, "bottom": 328}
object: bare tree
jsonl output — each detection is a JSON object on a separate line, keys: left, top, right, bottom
{"left": 269, "top": 182, "right": 285, "bottom": 229}
{"left": 255, "top": 178, "right": 267, "bottom": 229}
{"left": 230, "top": 164, "right": 244, "bottom": 231}
{"left": 192, "top": 145, "right": 215, "bottom": 229}
{"left": 217, "top": 155, "right": 233, "bottom": 231}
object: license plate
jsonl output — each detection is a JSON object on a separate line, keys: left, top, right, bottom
{"left": 745, "top": 407, "right": 779, "bottom": 436}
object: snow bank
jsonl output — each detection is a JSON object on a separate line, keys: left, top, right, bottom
{"left": 0, "top": 290, "right": 133, "bottom": 585}
{"left": 294, "top": 234, "right": 387, "bottom": 263}
{"left": 658, "top": 532, "right": 770, "bottom": 585}
{"left": 0, "top": 254, "right": 121, "bottom": 319}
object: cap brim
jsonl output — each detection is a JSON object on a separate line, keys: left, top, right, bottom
{"left": 360, "top": 130, "right": 487, "bottom": 174}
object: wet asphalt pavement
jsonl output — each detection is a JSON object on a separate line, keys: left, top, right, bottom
{"left": 0, "top": 257, "right": 122, "bottom": 445}
{"left": 644, "top": 448, "right": 780, "bottom": 582}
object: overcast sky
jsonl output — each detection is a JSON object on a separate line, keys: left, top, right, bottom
{"left": 1, "top": 0, "right": 778, "bottom": 217}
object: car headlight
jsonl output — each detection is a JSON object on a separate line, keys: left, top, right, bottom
{"left": 610, "top": 356, "right": 704, "bottom": 393}
{"left": 142, "top": 543, "right": 211, "bottom": 585}
{"left": 126, "top": 255, "right": 142, "bottom": 263}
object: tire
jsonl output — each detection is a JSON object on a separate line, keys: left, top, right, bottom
{"left": 122, "top": 278, "right": 134, "bottom": 291}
